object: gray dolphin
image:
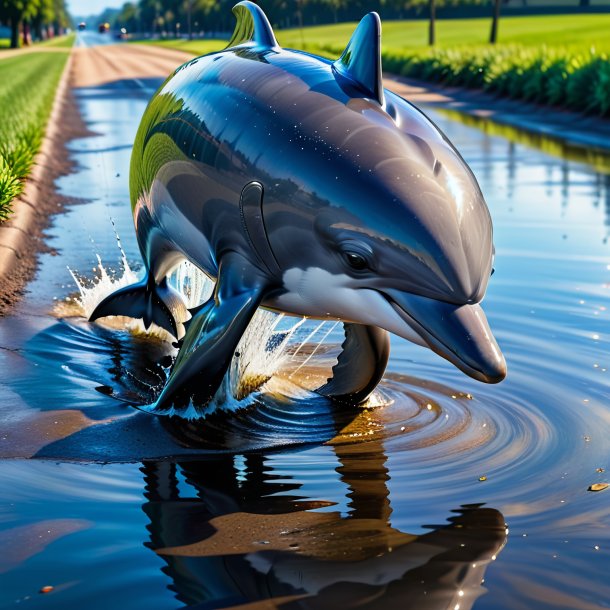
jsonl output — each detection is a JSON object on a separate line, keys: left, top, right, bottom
{"left": 90, "top": 1, "right": 506, "bottom": 417}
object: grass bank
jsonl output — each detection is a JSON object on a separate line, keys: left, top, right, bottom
{"left": 0, "top": 51, "right": 70, "bottom": 220}
{"left": 141, "top": 14, "right": 610, "bottom": 117}
{"left": 0, "top": 33, "right": 75, "bottom": 50}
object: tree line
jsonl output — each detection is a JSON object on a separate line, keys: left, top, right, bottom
{"left": 110, "top": 0, "right": 600, "bottom": 39}
{"left": 0, "top": 0, "right": 70, "bottom": 48}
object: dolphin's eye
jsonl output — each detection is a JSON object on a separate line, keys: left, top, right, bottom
{"left": 344, "top": 251, "right": 368, "bottom": 270}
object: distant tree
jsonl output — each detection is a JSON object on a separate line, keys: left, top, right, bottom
{"left": 326, "top": 0, "right": 348, "bottom": 23}
{"left": 116, "top": 2, "right": 140, "bottom": 32}
{"left": 184, "top": 0, "right": 192, "bottom": 38}
{"left": 489, "top": 0, "right": 501, "bottom": 44}
{"left": 51, "top": 0, "right": 69, "bottom": 36}
{"left": 32, "top": 0, "right": 54, "bottom": 40}
{"left": 580, "top": 0, "right": 590, "bottom": 6}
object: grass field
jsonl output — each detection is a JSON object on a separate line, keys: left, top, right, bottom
{"left": 0, "top": 51, "right": 69, "bottom": 219}
{"left": 140, "top": 14, "right": 610, "bottom": 116}
{"left": 140, "top": 14, "right": 610, "bottom": 55}
{"left": 40, "top": 33, "right": 76, "bottom": 48}
{"left": 0, "top": 34, "right": 75, "bottom": 50}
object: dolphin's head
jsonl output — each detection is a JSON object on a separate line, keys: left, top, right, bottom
{"left": 303, "top": 121, "right": 506, "bottom": 384}
{"left": 266, "top": 87, "right": 505, "bottom": 384}
{"left": 256, "top": 11, "right": 506, "bottom": 383}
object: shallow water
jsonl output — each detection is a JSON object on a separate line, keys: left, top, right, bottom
{"left": 2, "top": 53, "right": 610, "bottom": 609}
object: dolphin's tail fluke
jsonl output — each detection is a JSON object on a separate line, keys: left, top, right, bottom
{"left": 89, "top": 274, "right": 189, "bottom": 340}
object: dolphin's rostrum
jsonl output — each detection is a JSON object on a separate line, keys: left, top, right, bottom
{"left": 90, "top": 1, "right": 506, "bottom": 417}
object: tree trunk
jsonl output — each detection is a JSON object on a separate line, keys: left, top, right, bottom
{"left": 428, "top": 0, "right": 436, "bottom": 46}
{"left": 34, "top": 17, "right": 44, "bottom": 42}
{"left": 10, "top": 17, "right": 20, "bottom": 49}
{"left": 187, "top": 0, "right": 192, "bottom": 40}
{"left": 22, "top": 20, "right": 31, "bottom": 46}
{"left": 489, "top": 0, "right": 501, "bottom": 44}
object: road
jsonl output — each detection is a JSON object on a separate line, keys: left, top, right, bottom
{"left": 72, "top": 32, "right": 192, "bottom": 87}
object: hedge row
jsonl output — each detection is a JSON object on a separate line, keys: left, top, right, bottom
{"left": 301, "top": 42, "right": 610, "bottom": 117}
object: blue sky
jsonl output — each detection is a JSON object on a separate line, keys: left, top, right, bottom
{"left": 68, "top": 0, "right": 124, "bottom": 16}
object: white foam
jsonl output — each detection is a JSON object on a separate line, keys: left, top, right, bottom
{"left": 70, "top": 246, "right": 324, "bottom": 405}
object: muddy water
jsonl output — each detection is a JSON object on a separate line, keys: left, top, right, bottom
{"left": 2, "top": 55, "right": 610, "bottom": 609}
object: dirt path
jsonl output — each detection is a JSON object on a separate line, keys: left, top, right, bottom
{"left": 71, "top": 42, "right": 191, "bottom": 87}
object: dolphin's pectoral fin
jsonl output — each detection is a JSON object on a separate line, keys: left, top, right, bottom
{"left": 90, "top": 274, "right": 188, "bottom": 340}
{"left": 148, "top": 252, "right": 268, "bottom": 418}
{"left": 316, "top": 323, "right": 390, "bottom": 405}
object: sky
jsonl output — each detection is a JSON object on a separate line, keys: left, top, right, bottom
{"left": 68, "top": 0, "right": 125, "bottom": 17}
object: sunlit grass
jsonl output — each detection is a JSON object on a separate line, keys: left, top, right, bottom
{"left": 139, "top": 14, "right": 610, "bottom": 56}
{"left": 131, "top": 37, "right": 223, "bottom": 55}
{"left": 278, "top": 14, "right": 610, "bottom": 52}
{"left": 0, "top": 51, "right": 69, "bottom": 220}
{"left": 0, "top": 33, "right": 74, "bottom": 51}
{"left": 39, "top": 34, "right": 76, "bottom": 48}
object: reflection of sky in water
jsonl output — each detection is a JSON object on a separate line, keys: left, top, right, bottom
{"left": 0, "top": 74, "right": 610, "bottom": 610}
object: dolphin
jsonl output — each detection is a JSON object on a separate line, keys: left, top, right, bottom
{"left": 90, "top": 1, "right": 506, "bottom": 417}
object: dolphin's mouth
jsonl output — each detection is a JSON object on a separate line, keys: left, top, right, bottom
{"left": 383, "top": 290, "right": 506, "bottom": 384}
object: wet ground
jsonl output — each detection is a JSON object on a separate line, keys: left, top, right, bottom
{"left": 2, "top": 34, "right": 610, "bottom": 609}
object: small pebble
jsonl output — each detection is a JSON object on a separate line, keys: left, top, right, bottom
{"left": 588, "top": 483, "right": 609, "bottom": 492}
{"left": 39, "top": 586, "right": 54, "bottom": 594}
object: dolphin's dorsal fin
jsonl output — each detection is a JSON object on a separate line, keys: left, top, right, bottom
{"left": 332, "top": 12, "right": 384, "bottom": 106}
{"left": 226, "top": 1, "right": 278, "bottom": 49}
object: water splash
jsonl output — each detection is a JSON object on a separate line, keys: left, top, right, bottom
{"left": 68, "top": 252, "right": 139, "bottom": 319}
{"left": 67, "top": 239, "right": 332, "bottom": 408}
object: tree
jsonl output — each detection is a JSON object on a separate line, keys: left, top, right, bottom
{"left": 326, "top": 0, "right": 347, "bottom": 23}
{"left": 32, "top": 0, "right": 53, "bottom": 40}
{"left": 428, "top": 0, "right": 435, "bottom": 46}
{"left": 0, "top": 0, "right": 40, "bottom": 48}
{"left": 489, "top": 0, "right": 501, "bottom": 44}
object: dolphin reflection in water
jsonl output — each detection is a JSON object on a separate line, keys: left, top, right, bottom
{"left": 142, "top": 442, "right": 507, "bottom": 609}
{"left": 90, "top": 1, "right": 506, "bottom": 417}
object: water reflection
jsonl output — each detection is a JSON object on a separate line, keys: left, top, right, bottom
{"left": 142, "top": 444, "right": 507, "bottom": 609}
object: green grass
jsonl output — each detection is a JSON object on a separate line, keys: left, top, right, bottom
{"left": 0, "top": 51, "right": 69, "bottom": 220}
{"left": 139, "top": 14, "right": 610, "bottom": 117}
{"left": 132, "top": 38, "right": 223, "bottom": 55}
{"left": 0, "top": 33, "right": 75, "bottom": 51}
{"left": 39, "top": 33, "right": 76, "bottom": 48}
{"left": 278, "top": 14, "right": 610, "bottom": 52}
{"left": 141, "top": 14, "right": 610, "bottom": 56}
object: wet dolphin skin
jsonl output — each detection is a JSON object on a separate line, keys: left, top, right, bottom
{"left": 90, "top": 1, "right": 506, "bottom": 417}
